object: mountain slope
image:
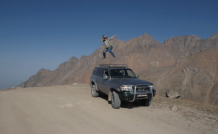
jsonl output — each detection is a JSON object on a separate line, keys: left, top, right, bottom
{"left": 18, "top": 33, "right": 218, "bottom": 105}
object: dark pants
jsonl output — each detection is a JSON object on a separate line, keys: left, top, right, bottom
{"left": 103, "top": 46, "right": 114, "bottom": 58}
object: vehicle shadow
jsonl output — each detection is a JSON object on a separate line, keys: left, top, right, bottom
{"left": 98, "top": 93, "right": 144, "bottom": 109}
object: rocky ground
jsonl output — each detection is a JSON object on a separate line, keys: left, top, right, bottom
{"left": 0, "top": 84, "right": 218, "bottom": 134}
{"left": 152, "top": 95, "right": 218, "bottom": 129}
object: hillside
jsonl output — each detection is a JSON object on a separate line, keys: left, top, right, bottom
{"left": 18, "top": 33, "right": 218, "bottom": 105}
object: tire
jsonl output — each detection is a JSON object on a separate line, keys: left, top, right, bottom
{"left": 141, "top": 99, "right": 151, "bottom": 107}
{"left": 91, "top": 85, "right": 99, "bottom": 97}
{"left": 111, "top": 91, "right": 121, "bottom": 109}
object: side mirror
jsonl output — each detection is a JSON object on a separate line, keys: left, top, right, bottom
{"left": 136, "top": 75, "right": 139, "bottom": 78}
{"left": 103, "top": 75, "right": 108, "bottom": 80}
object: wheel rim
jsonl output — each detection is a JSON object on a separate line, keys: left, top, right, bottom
{"left": 91, "top": 86, "right": 95, "bottom": 95}
{"left": 149, "top": 100, "right": 151, "bottom": 105}
{"left": 112, "top": 93, "right": 115, "bottom": 106}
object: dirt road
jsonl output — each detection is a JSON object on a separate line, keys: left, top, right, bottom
{"left": 0, "top": 84, "right": 217, "bottom": 134}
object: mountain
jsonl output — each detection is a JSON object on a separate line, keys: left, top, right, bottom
{"left": 18, "top": 33, "right": 218, "bottom": 105}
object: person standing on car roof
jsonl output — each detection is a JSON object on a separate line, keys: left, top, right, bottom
{"left": 101, "top": 34, "right": 118, "bottom": 59}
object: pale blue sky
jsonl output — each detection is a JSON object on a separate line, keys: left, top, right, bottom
{"left": 0, "top": 0, "right": 218, "bottom": 89}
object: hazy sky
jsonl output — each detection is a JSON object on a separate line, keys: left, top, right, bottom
{"left": 0, "top": 0, "right": 218, "bottom": 89}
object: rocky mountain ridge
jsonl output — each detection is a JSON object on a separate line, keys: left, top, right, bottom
{"left": 18, "top": 33, "right": 218, "bottom": 105}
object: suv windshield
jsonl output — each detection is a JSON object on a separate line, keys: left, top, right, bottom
{"left": 110, "top": 69, "right": 136, "bottom": 78}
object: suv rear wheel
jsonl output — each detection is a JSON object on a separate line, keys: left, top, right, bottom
{"left": 111, "top": 91, "right": 121, "bottom": 109}
{"left": 91, "top": 85, "right": 99, "bottom": 97}
{"left": 141, "top": 99, "right": 151, "bottom": 106}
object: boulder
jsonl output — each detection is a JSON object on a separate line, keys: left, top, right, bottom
{"left": 166, "top": 90, "right": 180, "bottom": 99}
{"left": 172, "top": 105, "right": 178, "bottom": 111}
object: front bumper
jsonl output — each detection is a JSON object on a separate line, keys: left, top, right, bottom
{"left": 119, "top": 91, "right": 154, "bottom": 101}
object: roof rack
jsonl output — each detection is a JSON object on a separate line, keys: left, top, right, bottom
{"left": 99, "top": 64, "right": 128, "bottom": 68}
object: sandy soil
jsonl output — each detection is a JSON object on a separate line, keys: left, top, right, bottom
{"left": 0, "top": 84, "right": 217, "bottom": 134}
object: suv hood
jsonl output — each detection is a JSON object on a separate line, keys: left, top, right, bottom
{"left": 110, "top": 78, "right": 153, "bottom": 86}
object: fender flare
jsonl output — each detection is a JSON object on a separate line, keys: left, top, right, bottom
{"left": 108, "top": 86, "right": 120, "bottom": 101}
{"left": 90, "top": 80, "right": 99, "bottom": 91}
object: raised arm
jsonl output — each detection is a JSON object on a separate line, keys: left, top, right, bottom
{"left": 110, "top": 34, "right": 118, "bottom": 39}
{"left": 101, "top": 35, "right": 105, "bottom": 42}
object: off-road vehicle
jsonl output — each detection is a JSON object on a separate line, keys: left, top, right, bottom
{"left": 90, "top": 64, "right": 156, "bottom": 109}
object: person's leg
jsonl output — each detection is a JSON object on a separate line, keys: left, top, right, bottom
{"left": 103, "top": 48, "right": 108, "bottom": 58}
{"left": 108, "top": 46, "right": 115, "bottom": 57}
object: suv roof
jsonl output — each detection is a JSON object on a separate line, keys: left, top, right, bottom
{"left": 98, "top": 64, "right": 128, "bottom": 68}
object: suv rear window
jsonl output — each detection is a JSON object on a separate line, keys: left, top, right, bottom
{"left": 92, "top": 67, "right": 99, "bottom": 76}
{"left": 92, "top": 67, "right": 104, "bottom": 77}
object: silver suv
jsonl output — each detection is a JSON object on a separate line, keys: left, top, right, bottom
{"left": 90, "top": 64, "right": 156, "bottom": 109}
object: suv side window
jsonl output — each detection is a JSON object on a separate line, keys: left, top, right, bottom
{"left": 97, "top": 68, "right": 104, "bottom": 77}
{"left": 104, "top": 69, "right": 108, "bottom": 77}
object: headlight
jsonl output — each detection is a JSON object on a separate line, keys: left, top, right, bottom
{"left": 120, "top": 85, "right": 133, "bottom": 91}
{"left": 149, "top": 85, "right": 154, "bottom": 90}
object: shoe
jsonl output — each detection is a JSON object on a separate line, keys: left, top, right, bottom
{"left": 103, "top": 57, "right": 106, "bottom": 59}
{"left": 113, "top": 55, "right": 115, "bottom": 58}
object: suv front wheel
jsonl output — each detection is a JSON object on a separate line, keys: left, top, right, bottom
{"left": 91, "top": 85, "right": 99, "bottom": 97}
{"left": 111, "top": 91, "right": 121, "bottom": 109}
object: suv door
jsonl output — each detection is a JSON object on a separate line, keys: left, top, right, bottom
{"left": 101, "top": 69, "right": 110, "bottom": 94}
{"left": 95, "top": 68, "right": 104, "bottom": 91}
